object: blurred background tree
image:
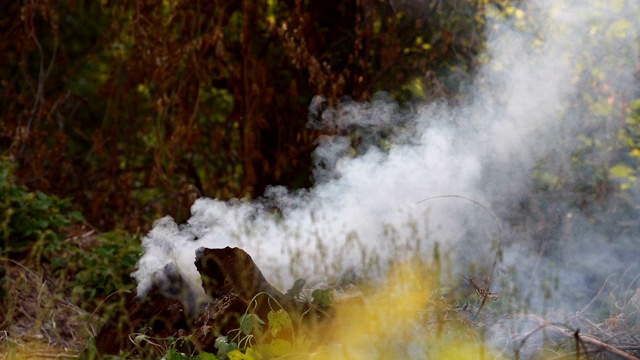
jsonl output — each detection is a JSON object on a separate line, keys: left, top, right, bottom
{"left": 0, "top": 0, "right": 500, "bottom": 232}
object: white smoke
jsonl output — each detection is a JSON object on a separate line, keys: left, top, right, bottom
{"left": 132, "top": 0, "right": 640, "bottom": 332}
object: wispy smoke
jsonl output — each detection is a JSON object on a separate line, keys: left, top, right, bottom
{"left": 132, "top": 0, "right": 640, "bottom": 338}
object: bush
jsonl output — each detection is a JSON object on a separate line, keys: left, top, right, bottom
{"left": 0, "top": 158, "right": 84, "bottom": 260}
{"left": 0, "top": 158, "right": 141, "bottom": 313}
{"left": 62, "top": 230, "right": 141, "bottom": 310}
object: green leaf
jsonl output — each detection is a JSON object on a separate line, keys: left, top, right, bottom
{"left": 239, "top": 314, "right": 253, "bottom": 335}
{"left": 214, "top": 336, "right": 237, "bottom": 355}
{"left": 267, "top": 309, "right": 292, "bottom": 337}
{"left": 164, "top": 348, "right": 189, "bottom": 360}
{"left": 68, "top": 211, "right": 85, "bottom": 221}
{"left": 239, "top": 314, "right": 265, "bottom": 336}
{"left": 196, "top": 351, "right": 219, "bottom": 360}
{"left": 134, "top": 334, "right": 147, "bottom": 347}
{"left": 312, "top": 289, "right": 333, "bottom": 307}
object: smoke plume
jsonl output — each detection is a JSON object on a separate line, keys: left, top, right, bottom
{"left": 132, "top": 0, "right": 640, "bottom": 344}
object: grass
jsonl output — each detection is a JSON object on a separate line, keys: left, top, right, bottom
{"left": 2, "top": 247, "right": 640, "bottom": 359}
{"left": 0, "top": 215, "right": 639, "bottom": 359}
{"left": 0, "top": 259, "right": 101, "bottom": 359}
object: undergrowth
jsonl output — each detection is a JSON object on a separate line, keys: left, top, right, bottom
{"left": 1, "top": 157, "right": 639, "bottom": 359}
{"left": 0, "top": 158, "right": 141, "bottom": 357}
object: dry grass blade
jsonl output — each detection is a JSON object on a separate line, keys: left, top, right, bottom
{"left": 417, "top": 194, "right": 504, "bottom": 319}
{"left": 577, "top": 273, "right": 618, "bottom": 317}
{"left": 0, "top": 260, "right": 100, "bottom": 356}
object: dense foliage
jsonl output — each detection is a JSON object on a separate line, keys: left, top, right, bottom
{"left": 0, "top": 0, "right": 499, "bottom": 231}
{"left": 0, "top": 158, "right": 139, "bottom": 310}
{"left": 0, "top": 158, "right": 83, "bottom": 259}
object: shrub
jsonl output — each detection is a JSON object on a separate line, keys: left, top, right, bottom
{"left": 0, "top": 158, "right": 84, "bottom": 260}
{"left": 62, "top": 230, "right": 141, "bottom": 310}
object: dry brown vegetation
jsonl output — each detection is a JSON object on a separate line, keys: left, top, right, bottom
{"left": 0, "top": 260, "right": 100, "bottom": 359}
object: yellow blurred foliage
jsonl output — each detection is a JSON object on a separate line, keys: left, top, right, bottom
{"left": 303, "top": 260, "right": 499, "bottom": 359}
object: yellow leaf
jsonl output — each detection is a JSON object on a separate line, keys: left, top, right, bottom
{"left": 244, "top": 348, "right": 258, "bottom": 360}
{"left": 296, "top": 334, "right": 312, "bottom": 352}
{"left": 610, "top": 163, "right": 635, "bottom": 179}
{"left": 227, "top": 348, "right": 258, "bottom": 360}
{"left": 270, "top": 339, "right": 292, "bottom": 356}
{"left": 227, "top": 350, "right": 245, "bottom": 360}
{"left": 608, "top": 18, "right": 632, "bottom": 38}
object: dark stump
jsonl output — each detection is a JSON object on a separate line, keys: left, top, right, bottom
{"left": 87, "top": 247, "right": 305, "bottom": 358}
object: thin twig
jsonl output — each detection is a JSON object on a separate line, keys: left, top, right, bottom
{"left": 417, "top": 195, "right": 503, "bottom": 318}
{"left": 577, "top": 273, "right": 618, "bottom": 317}
{"left": 514, "top": 323, "right": 546, "bottom": 359}
{"left": 524, "top": 314, "right": 640, "bottom": 360}
{"left": 21, "top": 352, "right": 77, "bottom": 359}
{"left": 87, "top": 289, "right": 132, "bottom": 326}
{"left": 20, "top": 0, "right": 58, "bottom": 155}
{"left": 622, "top": 272, "right": 640, "bottom": 310}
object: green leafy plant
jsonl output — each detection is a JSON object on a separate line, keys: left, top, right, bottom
{"left": 0, "top": 158, "right": 142, "bottom": 312}
{"left": 127, "top": 326, "right": 219, "bottom": 360}
{"left": 57, "top": 230, "right": 141, "bottom": 310}
{"left": 311, "top": 289, "right": 333, "bottom": 308}
{"left": 214, "top": 292, "right": 303, "bottom": 360}
{"left": 0, "top": 158, "right": 84, "bottom": 260}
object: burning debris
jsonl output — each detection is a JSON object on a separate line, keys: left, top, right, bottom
{"left": 90, "top": 247, "right": 326, "bottom": 358}
{"left": 88, "top": 245, "right": 640, "bottom": 359}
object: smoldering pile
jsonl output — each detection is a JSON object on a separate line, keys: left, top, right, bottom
{"left": 91, "top": 246, "right": 317, "bottom": 357}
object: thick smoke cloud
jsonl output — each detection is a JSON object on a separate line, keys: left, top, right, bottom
{"left": 132, "top": 0, "right": 640, "bottom": 336}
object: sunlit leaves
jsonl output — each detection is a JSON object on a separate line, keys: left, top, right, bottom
{"left": 607, "top": 19, "right": 632, "bottom": 39}
{"left": 610, "top": 164, "right": 635, "bottom": 179}
{"left": 226, "top": 348, "right": 257, "bottom": 360}
{"left": 609, "top": 164, "right": 637, "bottom": 190}
{"left": 269, "top": 339, "right": 292, "bottom": 356}
{"left": 267, "top": 309, "right": 292, "bottom": 337}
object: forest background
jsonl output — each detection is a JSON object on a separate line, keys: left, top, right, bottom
{"left": 1, "top": 0, "right": 640, "bottom": 357}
